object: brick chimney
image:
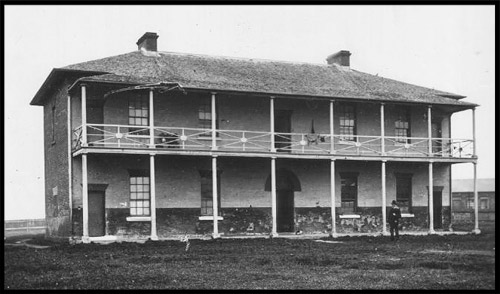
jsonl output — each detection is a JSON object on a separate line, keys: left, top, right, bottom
{"left": 136, "top": 32, "right": 159, "bottom": 51}
{"left": 326, "top": 50, "right": 351, "bottom": 67}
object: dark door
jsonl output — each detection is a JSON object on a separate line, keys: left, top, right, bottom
{"left": 87, "top": 100, "right": 104, "bottom": 146}
{"left": 277, "top": 189, "right": 294, "bottom": 232}
{"left": 433, "top": 191, "right": 443, "bottom": 229}
{"left": 89, "top": 191, "right": 105, "bottom": 237}
{"left": 275, "top": 110, "right": 292, "bottom": 152}
{"left": 431, "top": 121, "right": 442, "bottom": 155}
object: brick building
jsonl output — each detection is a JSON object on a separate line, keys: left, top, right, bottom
{"left": 31, "top": 32, "right": 481, "bottom": 242}
{"left": 452, "top": 178, "right": 495, "bottom": 222}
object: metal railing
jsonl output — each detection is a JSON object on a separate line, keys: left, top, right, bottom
{"left": 73, "top": 124, "right": 474, "bottom": 158}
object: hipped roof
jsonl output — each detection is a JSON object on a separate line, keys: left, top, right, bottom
{"left": 31, "top": 50, "right": 478, "bottom": 108}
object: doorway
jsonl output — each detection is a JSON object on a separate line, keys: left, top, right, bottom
{"left": 88, "top": 190, "right": 106, "bottom": 237}
{"left": 431, "top": 120, "right": 442, "bottom": 155}
{"left": 433, "top": 190, "right": 443, "bottom": 229}
{"left": 277, "top": 189, "right": 295, "bottom": 232}
{"left": 274, "top": 110, "right": 292, "bottom": 152}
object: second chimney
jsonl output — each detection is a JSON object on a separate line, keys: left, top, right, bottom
{"left": 137, "top": 32, "right": 159, "bottom": 51}
{"left": 326, "top": 50, "right": 351, "bottom": 67}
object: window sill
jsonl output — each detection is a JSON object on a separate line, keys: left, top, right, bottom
{"left": 126, "top": 216, "right": 151, "bottom": 222}
{"left": 401, "top": 213, "right": 415, "bottom": 218}
{"left": 198, "top": 216, "right": 224, "bottom": 221}
{"left": 339, "top": 214, "right": 361, "bottom": 219}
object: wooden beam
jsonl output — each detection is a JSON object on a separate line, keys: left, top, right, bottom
{"left": 149, "top": 89, "right": 155, "bottom": 148}
{"left": 150, "top": 154, "right": 158, "bottom": 240}
{"left": 271, "top": 157, "right": 277, "bottom": 236}
{"left": 330, "top": 100, "right": 335, "bottom": 154}
{"left": 381, "top": 160, "right": 387, "bottom": 235}
{"left": 72, "top": 147, "right": 478, "bottom": 163}
{"left": 82, "top": 154, "right": 89, "bottom": 243}
{"left": 212, "top": 155, "right": 220, "bottom": 238}
{"left": 67, "top": 95, "right": 73, "bottom": 236}
{"left": 211, "top": 92, "right": 218, "bottom": 151}
{"left": 270, "top": 96, "right": 276, "bottom": 152}
{"left": 380, "top": 103, "right": 385, "bottom": 155}
{"left": 81, "top": 84, "right": 87, "bottom": 147}
{"left": 330, "top": 159, "right": 336, "bottom": 236}
{"left": 473, "top": 162, "right": 480, "bottom": 234}
{"left": 428, "top": 161, "right": 435, "bottom": 234}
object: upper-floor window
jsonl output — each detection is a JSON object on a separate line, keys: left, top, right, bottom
{"left": 340, "top": 173, "right": 358, "bottom": 213}
{"left": 129, "top": 170, "right": 150, "bottom": 216}
{"left": 339, "top": 104, "right": 356, "bottom": 141}
{"left": 129, "top": 96, "right": 149, "bottom": 126}
{"left": 199, "top": 170, "right": 221, "bottom": 216}
{"left": 395, "top": 107, "right": 411, "bottom": 143}
{"left": 395, "top": 173, "right": 412, "bottom": 213}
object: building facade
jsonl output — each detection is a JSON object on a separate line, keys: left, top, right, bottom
{"left": 452, "top": 179, "right": 495, "bottom": 223}
{"left": 31, "top": 32, "right": 480, "bottom": 242}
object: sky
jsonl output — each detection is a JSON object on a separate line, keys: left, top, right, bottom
{"left": 4, "top": 5, "right": 495, "bottom": 220}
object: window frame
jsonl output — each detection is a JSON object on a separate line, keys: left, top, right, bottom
{"left": 394, "top": 107, "right": 411, "bottom": 144}
{"left": 340, "top": 172, "right": 358, "bottom": 213}
{"left": 128, "top": 169, "right": 151, "bottom": 217}
{"left": 395, "top": 173, "right": 413, "bottom": 213}
{"left": 199, "top": 170, "right": 222, "bottom": 216}
{"left": 198, "top": 97, "right": 219, "bottom": 135}
{"left": 338, "top": 104, "right": 357, "bottom": 142}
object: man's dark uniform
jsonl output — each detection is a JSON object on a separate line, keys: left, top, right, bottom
{"left": 388, "top": 201, "right": 402, "bottom": 241}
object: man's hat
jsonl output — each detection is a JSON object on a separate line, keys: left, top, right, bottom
{"left": 391, "top": 200, "right": 397, "bottom": 205}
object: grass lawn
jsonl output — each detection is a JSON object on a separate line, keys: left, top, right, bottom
{"left": 4, "top": 232, "right": 495, "bottom": 290}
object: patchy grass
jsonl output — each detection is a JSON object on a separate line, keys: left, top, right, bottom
{"left": 4, "top": 233, "right": 495, "bottom": 290}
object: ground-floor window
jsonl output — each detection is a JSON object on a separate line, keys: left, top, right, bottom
{"left": 129, "top": 170, "right": 150, "bottom": 216}
{"left": 466, "top": 197, "right": 474, "bottom": 209}
{"left": 199, "top": 170, "right": 221, "bottom": 216}
{"left": 395, "top": 173, "right": 412, "bottom": 213}
{"left": 480, "top": 197, "right": 489, "bottom": 210}
{"left": 340, "top": 172, "right": 358, "bottom": 213}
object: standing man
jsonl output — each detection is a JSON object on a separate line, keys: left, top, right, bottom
{"left": 388, "top": 200, "right": 402, "bottom": 241}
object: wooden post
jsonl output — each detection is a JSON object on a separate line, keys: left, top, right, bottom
{"left": 212, "top": 155, "right": 220, "bottom": 238}
{"left": 330, "top": 100, "right": 335, "bottom": 154}
{"left": 428, "top": 105, "right": 432, "bottom": 156}
{"left": 149, "top": 89, "right": 155, "bottom": 148}
{"left": 67, "top": 95, "right": 73, "bottom": 236}
{"left": 82, "top": 154, "right": 89, "bottom": 243}
{"left": 380, "top": 103, "right": 385, "bottom": 155}
{"left": 211, "top": 92, "right": 217, "bottom": 151}
{"left": 330, "top": 159, "right": 336, "bottom": 236}
{"left": 473, "top": 162, "right": 480, "bottom": 234}
{"left": 472, "top": 108, "right": 477, "bottom": 157}
{"left": 270, "top": 96, "right": 276, "bottom": 152}
{"left": 81, "top": 84, "right": 87, "bottom": 147}
{"left": 381, "top": 160, "right": 387, "bottom": 235}
{"left": 428, "top": 161, "right": 435, "bottom": 234}
{"left": 271, "top": 157, "right": 278, "bottom": 236}
{"left": 150, "top": 154, "right": 158, "bottom": 240}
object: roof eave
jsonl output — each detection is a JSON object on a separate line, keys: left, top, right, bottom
{"left": 30, "top": 68, "right": 109, "bottom": 106}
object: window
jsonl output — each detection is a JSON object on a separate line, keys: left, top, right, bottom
{"left": 129, "top": 170, "right": 150, "bottom": 216}
{"left": 198, "top": 97, "right": 218, "bottom": 132}
{"left": 129, "top": 96, "right": 149, "bottom": 126}
{"left": 452, "top": 199, "right": 463, "bottom": 210}
{"left": 340, "top": 173, "right": 358, "bottom": 213}
{"left": 395, "top": 173, "right": 412, "bottom": 213}
{"left": 480, "top": 197, "right": 489, "bottom": 210}
{"left": 394, "top": 107, "right": 411, "bottom": 143}
{"left": 339, "top": 104, "right": 356, "bottom": 141}
{"left": 466, "top": 197, "right": 474, "bottom": 210}
{"left": 199, "top": 170, "right": 221, "bottom": 216}
{"left": 128, "top": 96, "right": 149, "bottom": 145}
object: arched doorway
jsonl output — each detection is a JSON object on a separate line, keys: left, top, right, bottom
{"left": 265, "top": 169, "right": 301, "bottom": 232}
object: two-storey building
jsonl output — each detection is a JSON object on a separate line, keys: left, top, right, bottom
{"left": 31, "top": 32, "right": 480, "bottom": 242}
